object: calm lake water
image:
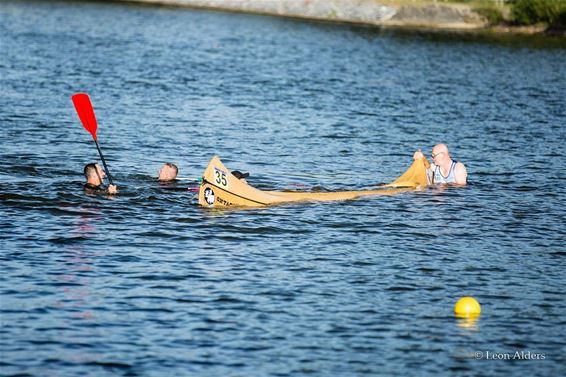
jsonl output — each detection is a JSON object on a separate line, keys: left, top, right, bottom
{"left": 1, "top": 1, "right": 565, "bottom": 376}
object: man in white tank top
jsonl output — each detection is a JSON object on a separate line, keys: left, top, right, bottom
{"left": 413, "top": 144, "right": 467, "bottom": 185}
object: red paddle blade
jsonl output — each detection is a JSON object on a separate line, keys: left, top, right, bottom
{"left": 72, "top": 93, "right": 98, "bottom": 140}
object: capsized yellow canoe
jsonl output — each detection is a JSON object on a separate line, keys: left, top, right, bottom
{"left": 198, "top": 156, "right": 429, "bottom": 208}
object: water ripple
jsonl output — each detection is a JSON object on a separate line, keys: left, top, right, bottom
{"left": 1, "top": 1, "right": 565, "bottom": 377}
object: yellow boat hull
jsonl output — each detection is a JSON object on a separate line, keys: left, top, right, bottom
{"left": 198, "top": 156, "right": 429, "bottom": 208}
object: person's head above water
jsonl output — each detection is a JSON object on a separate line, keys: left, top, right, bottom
{"left": 84, "top": 163, "right": 106, "bottom": 186}
{"left": 431, "top": 144, "right": 450, "bottom": 167}
{"left": 158, "top": 163, "right": 178, "bottom": 181}
{"left": 83, "top": 163, "right": 117, "bottom": 194}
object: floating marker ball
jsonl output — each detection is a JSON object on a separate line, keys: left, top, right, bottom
{"left": 454, "top": 297, "right": 481, "bottom": 317}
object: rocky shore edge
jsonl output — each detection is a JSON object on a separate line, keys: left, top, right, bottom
{"left": 114, "top": 0, "right": 564, "bottom": 35}
{"left": 121, "top": 0, "right": 488, "bottom": 30}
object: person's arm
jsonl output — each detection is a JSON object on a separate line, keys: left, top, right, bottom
{"left": 107, "top": 185, "right": 118, "bottom": 194}
{"left": 414, "top": 149, "right": 434, "bottom": 184}
{"left": 454, "top": 163, "right": 467, "bottom": 185}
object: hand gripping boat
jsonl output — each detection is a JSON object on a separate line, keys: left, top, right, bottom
{"left": 198, "top": 156, "right": 430, "bottom": 208}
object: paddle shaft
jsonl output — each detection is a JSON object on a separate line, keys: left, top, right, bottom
{"left": 94, "top": 139, "right": 114, "bottom": 186}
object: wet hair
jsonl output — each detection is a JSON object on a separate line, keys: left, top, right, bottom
{"left": 84, "top": 163, "right": 98, "bottom": 178}
{"left": 164, "top": 162, "right": 178, "bottom": 175}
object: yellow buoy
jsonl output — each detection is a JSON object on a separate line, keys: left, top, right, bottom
{"left": 454, "top": 296, "right": 481, "bottom": 317}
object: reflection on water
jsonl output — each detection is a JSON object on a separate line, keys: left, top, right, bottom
{"left": 456, "top": 315, "right": 480, "bottom": 331}
{"left": 1, "top": 1, "right": 565, "bottom": 376}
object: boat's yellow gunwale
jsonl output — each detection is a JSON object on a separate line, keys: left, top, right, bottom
{"left": 198, "top": 155, "right": 429, "bottom": 208}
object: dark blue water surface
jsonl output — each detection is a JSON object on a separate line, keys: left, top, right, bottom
{"left": 1, "top": 1, "right": 565, "bottom": 376}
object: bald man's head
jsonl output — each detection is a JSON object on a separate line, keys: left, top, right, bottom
{"left": 431, "top": 144, "right": 451, "bottom": 165}
{"left": 433, "top": 144, "right": 448, "bottom": 154}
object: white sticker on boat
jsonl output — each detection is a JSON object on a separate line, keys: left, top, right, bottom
{"left": 214, "top": 168, "right": 228, "bottom": 187}
{"left": 204, "top": 187, "right": 215, "bottom": 205}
